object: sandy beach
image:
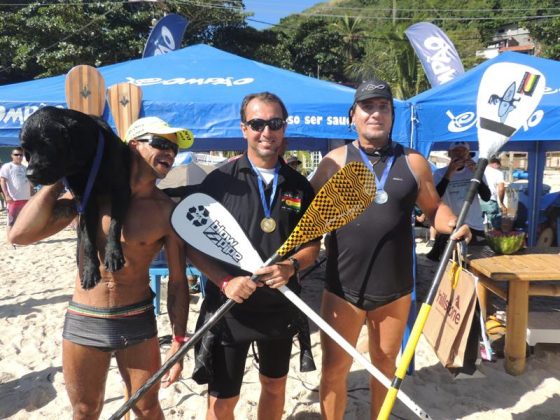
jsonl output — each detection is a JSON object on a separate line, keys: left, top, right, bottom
{"left": 1, "top": 205, "right": 560, "bottom": 420}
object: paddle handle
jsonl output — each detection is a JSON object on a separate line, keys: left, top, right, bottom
{"left": 378, "top": 158, "right": 488, "bottom": 420}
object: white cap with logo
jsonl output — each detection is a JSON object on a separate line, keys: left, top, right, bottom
{"left": 124, "top": 116, "right": 194, "bottom": 150}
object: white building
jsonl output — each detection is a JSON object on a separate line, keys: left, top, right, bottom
{"left": 476, "top": 25, "right": 535, "bottom": 59}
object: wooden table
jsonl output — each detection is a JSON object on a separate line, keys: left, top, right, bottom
{"left": 467, "top": 247, "right": 560, "bottom": 375}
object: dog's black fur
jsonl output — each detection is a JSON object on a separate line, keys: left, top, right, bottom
{"left": 20, "top": 106, "right": 131, "bottom": 289}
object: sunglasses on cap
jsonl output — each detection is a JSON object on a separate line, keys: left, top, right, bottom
{"left": 136, "top": 135, "right": 178, "bottom": 155}
{"left": 244, "top": 118, "right": 286, "bottom": 132}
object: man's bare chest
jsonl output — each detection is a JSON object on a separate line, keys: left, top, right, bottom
{"left": 96, "top": 198, "right": 169, "bottom": 246}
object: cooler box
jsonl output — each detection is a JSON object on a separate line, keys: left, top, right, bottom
{"left": 526, "top": 312, "right": 560, "bottom": 346}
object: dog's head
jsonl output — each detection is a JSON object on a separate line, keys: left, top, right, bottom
{"left": 20, "top": 106, "right": 99, "bottom": 185}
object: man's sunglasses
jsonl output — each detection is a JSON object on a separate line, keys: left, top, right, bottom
{"left": 244, "top": 118, "right": 286, "bottom": 132}
{"left": 136, "top": 135, "right": 178, "bottom": 155}
{"left": 12, "top": 153, "right": 23, "bottom": 157}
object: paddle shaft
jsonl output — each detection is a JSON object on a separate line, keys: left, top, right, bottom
{"left": 279, "top": 285, "right": 430, "bottom": 418}
{"left": 109, "top": 252, "right": 282, "bottom": 419}
{"left": 378, "top": 159, "right": 488, "bottom": 420}
{"left": 112, "top": 249, "right": 429, "bottom": 419}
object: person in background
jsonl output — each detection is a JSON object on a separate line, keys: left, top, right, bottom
{"left": 311, "top": 78, "right": 471, "bottom": 419}
{"left": 425, "top": 141, "right": 491, "bottom": 377}
{"left": 481, "top": 156, "right": 506, "bottom": 230}
{"left": 285, "top": 155, "right": 302, "bottom": 172}
{"left": 414, "top": 207, "right": 437, "bottom": 247}
{"left": 0, "top": 147, "right": 33, "bottom": 241}
{"left": 426, "top": 141, "right": 491, "bottom": 261}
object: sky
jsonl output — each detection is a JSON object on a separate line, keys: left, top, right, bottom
{"left": 243, "top": 0, "right": 324, "bottom": 30}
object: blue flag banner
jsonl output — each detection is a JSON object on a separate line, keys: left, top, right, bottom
{"left": 143, "top": 13, "right": 188, "bottom": 58}
{"left": 405, "top": 22, "right": 464, "bottom": 87}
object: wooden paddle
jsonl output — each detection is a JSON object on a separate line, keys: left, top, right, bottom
{"left": 64, "top": 65, "right": 107, "bottom": 231}
{"left": 105, "top": 82, "right": 143, "bottom": 420}
{"left": 66, "top": 69, "right": 136, "bottom": 420}
{"left": 65, "top": 65, "right": 106, "bottom": 116}
{"left": 106, "top": 83, "right": 143, "bottom": 139}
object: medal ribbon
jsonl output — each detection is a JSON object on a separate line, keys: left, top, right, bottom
{"left": 249, "top": 159, "right": 279, "bottom": 219}
{"left": 357, "top": 143, "right": 394, "bottom": 198}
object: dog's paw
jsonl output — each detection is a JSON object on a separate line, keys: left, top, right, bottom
{"left": 81, "top": 264, "right": 101, "bottom": 290}
{"left": 104, "top": 247, "right": 125, "bottom": 272}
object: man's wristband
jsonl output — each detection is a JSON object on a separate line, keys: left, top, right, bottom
{"left": 288, "top": 257, "right": 300, "bottom": 275}
{"left": 173, "top": 335, "right": 189, "bottom": 344}
{"left": 220, "top": 275, "right": 234, "bottom": 294}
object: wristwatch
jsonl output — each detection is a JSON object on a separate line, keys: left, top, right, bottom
{"left": 288, "top": 257, "right": 300, "bottom": 276}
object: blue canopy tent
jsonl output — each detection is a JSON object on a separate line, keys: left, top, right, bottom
{"left": 408, "top": 52, "right": 560, "bottom": 245}
{"left": 0, "top": 44, "right": 410, "bottom": 153}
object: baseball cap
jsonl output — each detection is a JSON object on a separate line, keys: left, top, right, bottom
{"left": 124, "top": 116, "right": 194, "bottom": 149}
{"left": 448, "top": 141, "right": 470, "bottom": 151}
{"left": 354, "top": 77, "right": 393, "bottom": 103}
{"left": 286, "top": 155, "right": 301, "bottom": 165}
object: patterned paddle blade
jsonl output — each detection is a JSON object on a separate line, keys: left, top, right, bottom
{"left": 65, "top": 65, "right": 106, "bottom": 116}
{"left": 277, "top": 161, "right": 375, "bottom": 256}
{"left": 106, "top": 82, "right": 143, "bottom": 139}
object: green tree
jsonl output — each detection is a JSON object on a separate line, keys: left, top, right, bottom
{"left": 522, "top": 0, "right": 560, "bottom": 59}
{"left": 279, "top": 18, "right": 346, "bottom": 81}
{"left": 346, "top": 27, "right": 428, "bottom": 99}
{"left": 331, "top": 15, "right": 365, "bottom": 64}
{"left": 0, "top": 0, "right": 246, "bottom": 85}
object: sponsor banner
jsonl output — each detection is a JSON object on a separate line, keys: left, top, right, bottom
{"left": 143, "top": 13, "right": 188, "bottom": 58}
{"left": 405, "top": 22, "right": 464, "bottom": 87}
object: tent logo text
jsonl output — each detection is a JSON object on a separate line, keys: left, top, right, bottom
{"left": 0, "top": 104, "right": 60, "bottom": 127}
{"left": 126, "top": 76, "right": 254, "bottom": 87}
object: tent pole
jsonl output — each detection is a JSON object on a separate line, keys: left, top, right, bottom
{"left": 527, "top": 142, "right": 545, "bottom": 246}
{"left": 409, "top": 104, "right": 417, "bottom": 150}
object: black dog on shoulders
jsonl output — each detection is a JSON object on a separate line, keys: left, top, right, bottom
{"left": 20, "top": 106, "right": 131, "bottom": 290}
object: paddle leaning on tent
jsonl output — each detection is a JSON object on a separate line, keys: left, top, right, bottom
{"left": 378, "top": 62, "right": 546, "bottom": 420}
{"left": 110, "top": 162, "right": 427, "bottom": 419}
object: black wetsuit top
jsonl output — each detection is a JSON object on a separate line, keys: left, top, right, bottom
{"left": 325, "top": 142, "right": 419, "bottom": 306}
{"left": 198, "top": 153, "right": 317, "bottom": 342}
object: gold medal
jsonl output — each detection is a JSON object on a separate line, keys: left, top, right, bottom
{"left": 260, "top": 217, "right": 276, "bottom": 233}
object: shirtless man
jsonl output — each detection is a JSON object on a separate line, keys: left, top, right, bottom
{"left": 311, "top": 78, "right": 471, "bottom": 419}
{"left": 9, "top": 117, "right": 193, "bottom": 419}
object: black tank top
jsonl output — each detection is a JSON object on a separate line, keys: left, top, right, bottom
{"left": 325, "top": 142, "right": 419, "bottom": 301}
